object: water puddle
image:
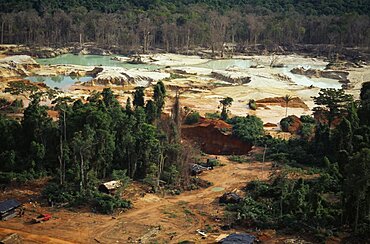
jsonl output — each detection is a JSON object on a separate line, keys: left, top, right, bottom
{"left": 26, "top": 75, "right": 93, "bottom": 90}
{"left": 211, "top": 187, "right": 225, "bottom": 192}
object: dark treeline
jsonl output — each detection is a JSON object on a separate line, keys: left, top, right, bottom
{"left": 0, "top": 0, "right": 369, "bottom": 52}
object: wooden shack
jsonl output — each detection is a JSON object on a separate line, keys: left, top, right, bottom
{"left": 0, "top": 199, "right": 21, "bottom": 221}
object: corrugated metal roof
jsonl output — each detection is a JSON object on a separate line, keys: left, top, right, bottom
{"left": 0, "top": 199, "right": 21, "bottom": 214}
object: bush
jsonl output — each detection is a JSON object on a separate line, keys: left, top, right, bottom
{"left": 93, "top": 193, "right": 131, "bottom": 214}
{"left": 280, "top": 116, "right": 295, "bottom": 132}
{"left": 205, "top": 112, "right": 221, "bottom": 119}
{"left": 300, "top": 123, "right": 315, "bottom": 139}
{"left": 300, "top": 115, "right": 315, "bottom": 124}
{"left": 42, "top": 182, "right": 77, "bottom": 203}
{"left": 228, "top": 155, "right": 249, "bottom": 163}
{"left": 228, "top": 115, "right": 264, "bottom": 144}
{"left": 249, "top": 99, "right": 257, "bottom": 110}
{"left": 111, "top": 169, "right": 131, "bottom": 188}
{"left": 185, "top": 111, "right": 200, "bottom": 125}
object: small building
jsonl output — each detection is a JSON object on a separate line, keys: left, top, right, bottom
{"left": 98, "top": 180, "right": 123, "bottom": 195}
{"left": 0, "top": 199, "right": 21, "bottom": 221}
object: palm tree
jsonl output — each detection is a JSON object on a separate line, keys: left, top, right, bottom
{"left": 283, "top": 95, "right": 293, "bottom": 117}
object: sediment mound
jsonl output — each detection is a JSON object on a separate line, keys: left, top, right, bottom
{"left": 83, "top": 67, "right": 170, "bottom": 87}
{"left": 182, "top": 118, "right": 252, "bottom": 155}
{"left": 211, "top": 71, "right": 251, "bottom": 85}
{"left": 256, "top": 96, "right": 309, "bottom": 110}
{"left": 0, "top": 55, "right": 40, "bottom": 77}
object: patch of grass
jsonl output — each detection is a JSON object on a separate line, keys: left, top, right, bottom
{"left": 163, "top": 210, "right": 178, "bottom": 218}
{"left": 177, "top": 201, "right": 189, "bottom": 206}
{"left": 184, "top": 208, "right": 195, "bottom": 216}
{"left": 228, "top": 155, "right": 249, "bottom": 163}
{"left": 205, "top": 112, "right": 221, "bottom": 119}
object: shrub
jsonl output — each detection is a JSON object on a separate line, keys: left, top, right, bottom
{"left": 280, "top": 116, "right": 295, "bottom": 132}
{"left": 205, "top": 112, "right": 221, "bottom": 119}
{"left": 93, "top": 193, "right": 131, "bottom": 214}
{"left": 228, "top": 115, "right": 264, "bottom": 144}
{"left": 185, "top": 111, "right": 200, "bottom": 125}
{"left": 228, "top": 155, "right": 249, "bottom": 163}
{"left": 300, "top": 115, "right": 315, "bottom": 124}
{"left": 111, "top": 169, "right": 131, "bottom": 188}
{"left": 249, "top": 99, "right": 257, "bottom": 110}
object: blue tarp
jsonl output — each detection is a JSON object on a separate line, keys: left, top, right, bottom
{"left": 221, "top": 233, "right": 256, "bottom": 244}
{"left": 0, "top": 199, "right": 21, "bottom": 214}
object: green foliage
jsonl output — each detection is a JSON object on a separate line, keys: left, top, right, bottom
{"left": 280, "top": 116, "right": 295, "bottom": 132}
{"left": 153, "top": 81, "right": 166, "bottom": 116}
{"left": 313, "top": 88, "right": 353, "bottom": 127}
{"left": 300, "top": 115, "right": 315, "bottom": 124}
{"left": 0, "top": 87, "right": 194, "bottom": 214}
{"left": 133, "top": 87, "right": 145, "bottom": 107}
{"left": 205, "top": 112, "right": 221, "bottom": 119}
{"left": 228, "top": 115, "right": 264, "bottom": 144}
{"left": 111, "top": 169, "right": 131, "bottom": 188}
{"left": 3, "top": 81, "right": 39, "bottom": 100}
{"left": 185, "top": 111, "right": 200, "bottom": 125}
{"left": 220, "top": 97, "right": 233, "bottom": 120}
{"left": 248, "top": 99, "right": 257, "bottom": 110}
{"left": 228, "top": 155, "right": 249, "bottom": 163}
{"left": 93, "top": 193, "right": 131, "bottom": 214}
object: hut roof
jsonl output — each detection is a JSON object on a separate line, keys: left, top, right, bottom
{"left": 0, "top": 199, "right": 21, "bottom": 214}
{"left": 100, "top": 180, "right": 122, "bottom": 190}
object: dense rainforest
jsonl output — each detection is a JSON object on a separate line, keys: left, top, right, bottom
{"left": 226, "top": 84, "right": 370, "bottom": 242}
{"left": 0, "top": 82, "right": 200, "bottom": 213}
{"left": 0, "top": 0, "right": 369, "bottom": 51}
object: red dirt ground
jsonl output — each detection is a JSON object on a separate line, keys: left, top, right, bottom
{"left": 0, "top": 154, "right": 314, "bottom": 243}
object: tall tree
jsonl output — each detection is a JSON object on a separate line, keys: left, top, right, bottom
{"left": 313, "top": 88, "right": 353, "bottom": 128}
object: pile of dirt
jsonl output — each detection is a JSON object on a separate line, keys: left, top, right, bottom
{"left": 264, "top": 122, "right": 277, "bottom": 127}
{"left": 256, "top": 96, "right": 309, "bottom": 110}
{"left": 182, "top": 118, "right": 252, "bottom": 155}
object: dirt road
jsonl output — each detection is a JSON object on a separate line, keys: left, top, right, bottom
{"left": 0, "top": 156, "right": 272, "bottom": 243}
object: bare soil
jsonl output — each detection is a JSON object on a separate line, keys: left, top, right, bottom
{"left": 0, "top": 155, "right": 279, "bottom": 243}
